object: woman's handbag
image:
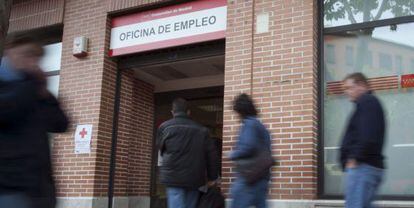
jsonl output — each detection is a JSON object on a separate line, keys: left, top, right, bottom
{"left": 235, "top": 123, "right": 275, "bottom": 184}
{"left": 235, "top": 149, "right": 275, "bottom": 184}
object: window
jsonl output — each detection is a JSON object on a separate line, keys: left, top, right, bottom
{"left": 395, "top": 55, "right": 403, "bottom": 74}
{"left": 41, "top": 42, "right": 62, "bottom": 97}
{"left": 345, "top": 46, "right": 354, "bottom": 66}
{"left": 411, "top": 59, "right": 414, "bottom": 72}
{"left": 0, "top": 42, "right": 62, "bottom": 97}
{"left": 365, "top": 50, "right": 373, "bottom": 68}
{"left": 379, "top": 53, "right": 393, "bottom": 70}
{"left": 324, "top": 0, "right": 414, "bottom": 28}
{"left": 323, "top": 20, "right": 414, "bottom": 197}
{"left": 40, "top": 42, "right": 62, "bottom": 72}
{"left": 326, "top": 44, "right": 336, "bottom": 64}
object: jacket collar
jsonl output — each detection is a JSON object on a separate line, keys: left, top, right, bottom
{"left": 242, "top": 116, "right": 257, "bottom": 123}
{"left": 173, "top": 112, "right": 189, "bottom": 118}
{"left": 355, "top": 90, "right": 372, "bottom": 104}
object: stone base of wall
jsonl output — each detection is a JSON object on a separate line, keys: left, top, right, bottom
{"left": 56, "top": 196, "right": 150, "bottom": 208}
{"left": 226, "top": 199, "right": 414, "bottom": 208}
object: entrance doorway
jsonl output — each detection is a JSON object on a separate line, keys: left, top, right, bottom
{"left": 151, "top": 87, "right": 224, "bottom": 208}
{"left": 112, "top": 40, "right": 225, "bottom": 208}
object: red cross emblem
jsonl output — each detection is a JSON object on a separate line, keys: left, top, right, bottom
{"left": 79, "top": 128, "right": 88, "bottom": 139}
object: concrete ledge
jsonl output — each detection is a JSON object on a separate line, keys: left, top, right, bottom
{"left": 56, "top": 197, "right": 107, "bottom": 208}
{"left": 315, "top": 200, "right": 414, "bottom": 208}
{"left": 226, "top": 199, "right": 414, "bottom": 208}
{"left": 56, "top": 196, "right": 150, "bottom": 208}
{"left": 129, "top": 196, "right": 150, "bottom": 208}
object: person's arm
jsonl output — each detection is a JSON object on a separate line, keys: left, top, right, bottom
{"left": 0, "top": 81, "right": 38, "bottom": 125}
{"left": 205, "top": 132, "right": 219, "bottom": 181}
{"left": 39, "top": 94, "right": 69, "bottom": 133}
{"left": 229, "top": 120, "right": 258, "bottom": 160}
{"left": 348, "top": 99, "right": 383, "bottom": 163}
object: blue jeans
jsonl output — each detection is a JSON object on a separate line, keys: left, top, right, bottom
{"left": 0, "top": 194, "right": 32, "bottom": 208}
{"left": 230, "top": 177, "right": 269, "bottom": 208}
{"left": 166, "top": 187, "right": 200, "bottom": 208}
{"left": 345, "top": 163, "right": 384, "bottom": 208}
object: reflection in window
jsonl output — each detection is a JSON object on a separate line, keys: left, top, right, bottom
{"left": 395, "top": 55, "right": 403, "bottom": 74}
{"left": 379, "top": 53, "right": 392, "bottom": 70}
{"left": 326, "top": 44, "right": 336, "bottom": 64}
{"left": 324, "top": 22, "right": 414, "bottom": 196}
{"left": 345, "top": 46, "right": 354, "bottom": 66}
{"left": 324, "top": 0, "right": 414, "bottom": 28}
{"left": 411, "top": 59, "right": 414, "bottom": 73}
{"left": 365, "top": 50, "right": 373, "bottom": 68}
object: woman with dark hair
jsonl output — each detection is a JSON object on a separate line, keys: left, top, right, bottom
{"left": 229, "top": 93, "right": 272, "bottom": 208}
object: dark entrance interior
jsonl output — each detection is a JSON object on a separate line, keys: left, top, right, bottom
{"left": 150, "top": 86, "right": 224, "bottom": 208}
{"left": 115, "top": 40, "right": 225, "bottom": 208}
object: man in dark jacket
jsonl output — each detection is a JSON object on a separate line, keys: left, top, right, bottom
{"left": 340, "top": 73, "right": 385, "bottom": 208}
{"left": 157, "top": 98, "right": 218, "bottom": 208}
{"left": 0, "top": 34, "right": 69, "bottom": 208}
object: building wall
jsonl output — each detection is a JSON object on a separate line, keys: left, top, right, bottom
{"left": 222, "top": 0, "right": 319, "bottom": 200}
{"left": 7, "top": 0, "right": 321, "bottom": 207}
{"left": 8, "top": 0, "right": 64, "bottom": 33}
{"left": 53, "top": 0, "right": 157, "bottom": 207}
{"left": 54, "top": 0, "right": 117, "bottom": 199}
{"left": 108, "top": 0, "right": 173, "bottom": 13}
{"left": 114, "top": 69, "right": 154, "bottom": 197}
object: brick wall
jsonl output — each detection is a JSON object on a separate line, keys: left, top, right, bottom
{"left": 8, "top": 0, "right": 64, "bottom": 33}
{"left": 114, "top": 69, "right": 154, "bottom": 197}
{"left": 222, "top": 0, "right": 319, "bottom": 200}
{"left": 108, "top": 0, "right": 173, "bottom": 13}
{"left": 53, "top": 0, "right": 117, "bottom": 197}
{"left": 10, "top": 0, "right": 321, "bottom": 203}
{"left": 53, "top": 0, "right": 158, "bottom": 199}
{"left": 129, "top": 79, "right": 154, "bottom": 196}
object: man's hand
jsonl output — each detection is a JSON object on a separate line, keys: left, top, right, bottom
{"left": 346, "top": 159, "right": 358, "bottom": 169}
{"left": 207, "top": 180, "right": 217, "bottom": 187}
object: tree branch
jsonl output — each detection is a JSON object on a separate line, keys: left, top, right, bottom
{"left": 341, "top": 0, "right": 357, "bottom": 24}
{"left": 374, "top": 0, "right": 389, "bottom": 20}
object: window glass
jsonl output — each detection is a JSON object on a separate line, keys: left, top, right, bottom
{"left": 379, "top": 53, "right": 393, "bottom": 70}
{"left": 47, "top": 75, "right": 60, "bottom": 97}
{"left": 40, "top": 42, "right": 62, "bottom": 72}
{"left": 395, "top": 55, "right": 403, "bottom": 73}
{"left": 323, "top": 22, "right": 414, "bottom": 196}
{"left": 345, "top": 46, "right": 354, "bottom": 66}
{"left": 324, "top": 0, "right": 414, "bottom": 28}
{"left": 326, "top": 44, "right": 336, "bottom": 64}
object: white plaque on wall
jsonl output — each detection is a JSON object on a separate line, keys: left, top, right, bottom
{"left": 74, "top": 124, "right": 92, "bottom": 154}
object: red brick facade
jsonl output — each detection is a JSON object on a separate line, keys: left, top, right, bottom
{"left": 114, "top": 71, "right": 154, "bottom": 197}
{"left": 222, "top": 0, "right": 318, "bottom": 200}
{"left": 7, "top": 0, "right": 320, "bottom": 206}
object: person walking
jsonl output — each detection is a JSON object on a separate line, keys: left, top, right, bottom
{"left": 0, "top": 34, "right": 69, "bottom": 208}
{"left": 157, "top": 98, "right": 219, "bottom": 208}
{"left": 340, "top": 73, "right": 386, "bottom": 208}
{"left": 229, "top": 93, "right": 272, "bottom": 208}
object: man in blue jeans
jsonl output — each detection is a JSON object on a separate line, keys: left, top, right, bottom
{"left": 157, "top": 98, "right": 219, "bottom": 208}
{"left": 340, "top": 73, "right": 386, "bottom": 208}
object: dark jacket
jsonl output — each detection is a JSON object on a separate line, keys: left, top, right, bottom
{"left": 157, "top": 112, "right": 218, "bottom": 188}
{"left": 0, "top": 74, "right": 69, "bottom": 207}
{"left": 340, "top": 92, "right": 385, "bottom": 170}
{"left": 229, "top": 116, "right": 272, "bottom": 179}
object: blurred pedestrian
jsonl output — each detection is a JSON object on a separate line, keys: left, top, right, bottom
{"left": 229, "top": 93, "right": 272, "bottom": 208}
{"left": 0, "top": 34, "right": 69, "bottom": 208}
{"left": 157, "top": 98, "right": 218, "bottom": 208}
{"left": 340, "top": 73, "right": 386, "bottom": 208}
